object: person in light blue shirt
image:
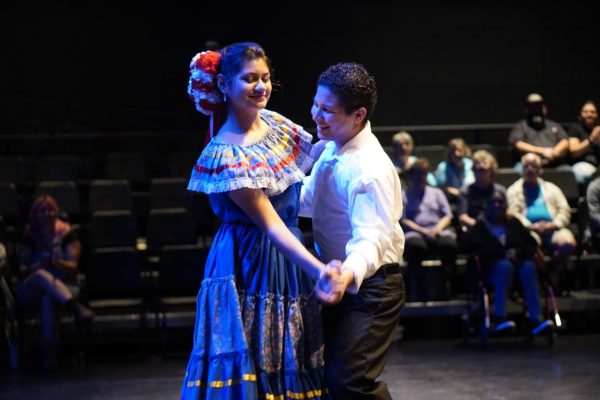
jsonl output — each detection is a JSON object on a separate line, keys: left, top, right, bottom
{"left": 433, "top": 138, "right": 475, "bottom": 199}
{"left": 506, "top": 153, "right": 576, "bottom": 294}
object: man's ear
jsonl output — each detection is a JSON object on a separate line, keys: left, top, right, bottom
{"left": 353, "top": 107, "right": 367, "bottom": 124}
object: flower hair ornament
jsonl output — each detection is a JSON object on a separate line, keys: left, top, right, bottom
{"left": 188, "top": 50, "right": 224, "bottom": 140}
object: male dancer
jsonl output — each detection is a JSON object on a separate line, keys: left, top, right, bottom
{"left": 303, "top": 62, "right": 406, "bottom": 400}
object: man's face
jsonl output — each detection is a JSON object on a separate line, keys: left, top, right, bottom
{"left": 522, "top": 155, "right": 541, "bottom": 183}
{"left": 526, "top": 102, "right": 547, "bottom": 126}
{"left": 311, "top": 85, "right": 362, "bottom": 147}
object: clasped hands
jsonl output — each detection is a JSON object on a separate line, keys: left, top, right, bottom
{"left": 314, "top": 260, "right": 354, "bottom": 304}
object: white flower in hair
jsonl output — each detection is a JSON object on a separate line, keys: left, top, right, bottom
{"left": 187, "top": 50, "right": 223, "bottom": 116}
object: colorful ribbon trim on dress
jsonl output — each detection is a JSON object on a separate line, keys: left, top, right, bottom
{"left": 266, "top": 389, "right": 324, "bottom": 399}
{"left": 185, "top": 374, "right": 323, "bottom": 399}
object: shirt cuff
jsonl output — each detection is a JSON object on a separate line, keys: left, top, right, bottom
{"left": 342, "top": 252, "right": 369, "bottom": 294}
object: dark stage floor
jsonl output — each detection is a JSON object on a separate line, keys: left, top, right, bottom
{"left": 1, "top": 334, "right": 599, "bottom": 400}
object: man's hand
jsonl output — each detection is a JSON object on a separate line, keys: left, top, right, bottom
{"left": 315, "top": 260, "right": 352, "bottom": 304}
{"left": 541, "top": 147, "right": 555, "bottom": 161}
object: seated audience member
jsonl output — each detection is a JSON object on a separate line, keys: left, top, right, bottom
{"left": 587, "top": 175, "right": 600, "bottom": 251}
{"left": 433, "top": 138, "right": 475, "bottom": 200}
{"left": 568, "top": 100, "right": 600, "bottom": 184}
{"left": 461, "top": 190, "right": 553, "bottom": 335}
{"left": 17, "top": 195, "right": 93, "bottom": 370}
{"left": 390, "top": 131, "right": 417, "bottom": 175}
{"left": 458, "top": 150, "right": 506, "bottom": 232}
{"left": 508, "top": 93, "right": 570, "bottom": 170}
{"left": 506, "top": 153, "right": 576, "bottom": 293}
{"left": 402, "top": 159, "right": 457, "bottom": 301}
{"left": 390, "top": 131, "right": 435, "bottom": 187}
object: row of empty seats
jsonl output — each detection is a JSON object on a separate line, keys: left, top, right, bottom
{"left": 0, "top": 178, "right": 217, "bottom": 234}
{"left": 0, "top": 152, "right": 200, "bottom": 186}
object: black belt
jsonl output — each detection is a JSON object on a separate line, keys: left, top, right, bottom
{"left": 373, "top": 263, "right": 401, "bottom": 277}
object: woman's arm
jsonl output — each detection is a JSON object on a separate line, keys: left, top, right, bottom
{"left": 228, "top": 188, "right": 325, "bottom": 281}
{"left": 400, "top": 218, "right": 428, "bottom": 236}
{"left": 52, "top": 239, "right": 81, "bottom": 274}
{"left": 17, "top": 244, "right": 39, "bottom": 278}
{"left": 569, "top": 126, "right": 600, "bottom": 158}
{"left": 432, "top": 215, "right": 453, "bottom": 235}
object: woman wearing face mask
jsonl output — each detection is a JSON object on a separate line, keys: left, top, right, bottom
{"left": 181, "top": 42, "right": 336, "bottom": 400}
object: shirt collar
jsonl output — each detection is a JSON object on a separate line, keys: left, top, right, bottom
{"left": 333, "top": 121, "right": 372, "bottom": 156}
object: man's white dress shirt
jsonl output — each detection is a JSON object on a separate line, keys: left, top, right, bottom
{"left": 300, "top": 121, "right": 405, "bottom": 293}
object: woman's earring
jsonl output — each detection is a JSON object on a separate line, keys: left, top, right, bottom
{"left": 223, "top": 93, "right": 227, "bottom": 103}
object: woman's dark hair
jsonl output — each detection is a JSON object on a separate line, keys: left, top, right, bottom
{"left": 408, "top": 158, "right": 430, "bottom": 174}
{"left": 219, "top": 42, "right": 272, "bottom": 85}
{"left": 317, "top": 62, "right": 377, "bottom": 120}
{"left": 26, "top": 194, "right": 59, "bottom": 246}
{"left": 581, "top": 100, "right": 598, "bottom": 111}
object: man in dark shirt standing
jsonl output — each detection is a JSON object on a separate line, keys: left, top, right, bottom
{"left": 508, "top": 93, "right": 570, "bottom": 169}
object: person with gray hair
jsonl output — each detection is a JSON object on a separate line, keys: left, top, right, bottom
{"left": 506, "top": 153, "right": 576, "bottom": 293}
{"left": 390, "top": 131, "right": 417, "bottom": 175}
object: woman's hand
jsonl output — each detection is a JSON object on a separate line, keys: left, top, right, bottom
{"left": 315, "top": 260, "right": 353, "bottom": 304}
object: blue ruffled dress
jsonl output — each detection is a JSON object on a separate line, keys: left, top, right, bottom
{"left": 181, "top": 110, "right": 328, "bottom": 399}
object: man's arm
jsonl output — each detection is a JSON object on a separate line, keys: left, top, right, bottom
{"left": 514, "top": 140, "right": 550, "bottom": 158}
{"left": 343, "top": 174, "right": 400, "bottom": 293}
{"left": 551, "top": 138, "right": 569, "bottom": 159}
{"left": 299, "top": 174, "right": 315, "bottom": 218}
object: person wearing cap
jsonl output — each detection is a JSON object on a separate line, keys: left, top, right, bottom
{"left": 508, "top": 93, "right": 570, "bottom": 170}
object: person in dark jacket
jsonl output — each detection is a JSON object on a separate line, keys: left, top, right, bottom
{"left": 461, "top": 189, "right": 553, "bottom": 335}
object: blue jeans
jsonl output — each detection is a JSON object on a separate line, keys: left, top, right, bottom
{"left": 488, "top": 259, "right": 542, "bottom": 322}
{"left": 572, "top": 161, "right": 597, "bottom": 184}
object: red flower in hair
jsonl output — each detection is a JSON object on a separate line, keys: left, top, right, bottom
{"left": 188, "top": 50, "right": 224, "bottom": 116}
{"left": 192, "top": 50, "right": 221, "bottom": 75}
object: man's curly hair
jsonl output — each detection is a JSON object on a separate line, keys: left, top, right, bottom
{"left": 317, "top": 62, "right": 377, "bottom": 120}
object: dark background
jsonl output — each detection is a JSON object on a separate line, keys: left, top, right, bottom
{"left": 2, "top": 2, "right": 599, "bottom": 135}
